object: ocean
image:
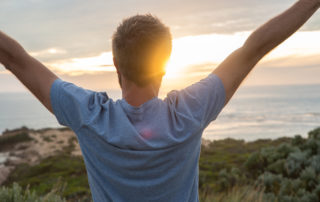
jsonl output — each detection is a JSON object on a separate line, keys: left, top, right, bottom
{"left": 0, "top": 84, "right": 319, "bottom": 141}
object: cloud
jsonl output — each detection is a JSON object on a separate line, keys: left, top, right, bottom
{"left": 0, "top": 70, "right": 9, "bottom": 75}
{"left": 48, "top": 52, "right": 115, "bottom": 76}
{"left": 2, "top": 0, "right": 319, "bottom": 61}
{"left": 58, "top": 70, "right": 120, "bottom": 92}
{"left": 30, "top": 48, "right": 67, "bottom": 57}
{"left": 261, "top": 55, "right": 320, "bottom": 69}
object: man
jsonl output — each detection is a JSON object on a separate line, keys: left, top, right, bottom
{"left": 0, "top": 0, "right": 319, "bottom": 201}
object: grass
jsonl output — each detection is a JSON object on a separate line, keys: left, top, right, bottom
{"left": 0, "top": 182, "right": 66, "bottom": 202}
{"left": 200, "top": 186, "right": 265, "bottom": 202}
{"left": 4, "top": 155, "right": 91, "bottom": 201}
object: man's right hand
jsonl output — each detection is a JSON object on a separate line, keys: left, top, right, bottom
{"left": 0, "top": 31, "right": 26, "bottom": 69}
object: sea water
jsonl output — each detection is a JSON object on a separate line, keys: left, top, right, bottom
{"left": 0, "top": 84, "right": 319, "bottom": 141}
{"left": 204, "top": 84, "right": 320, "bottom": 141}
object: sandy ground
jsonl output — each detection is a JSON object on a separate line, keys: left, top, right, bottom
{"left": 0, "top": 127, "right": 82, "bottom": 185}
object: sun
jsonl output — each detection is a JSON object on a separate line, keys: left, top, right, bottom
{"left": 164, "top": 56, "right": 188, "bottom": 79}
{"left": 163, "top": 33, "right": 248, "bottom": 79}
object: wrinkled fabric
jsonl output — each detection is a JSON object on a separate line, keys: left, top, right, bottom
{"left": 50, "top": 73, "right": 225, "bottom": 202}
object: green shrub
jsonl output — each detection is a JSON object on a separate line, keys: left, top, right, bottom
{"left": 0, "top": 183, "right": 65, "bottom": 202}
{"left": 199, "top": 136, "right": 289, "bottom": 195}
{"left": 245, "top": 127, "right": 320, "bottom": 201}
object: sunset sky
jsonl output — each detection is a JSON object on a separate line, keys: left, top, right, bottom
{"left": 0, "top": 0, "right": 320, "bottom": 95}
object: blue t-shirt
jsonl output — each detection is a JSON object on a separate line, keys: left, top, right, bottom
{"left": 50, "top": 73, "right": 225, "bottom": 202}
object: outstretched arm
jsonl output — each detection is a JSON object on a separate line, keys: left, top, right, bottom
{"left": 213, "top": 0, "right": 320, "bottom": 105}
{"left": 0, "top": 31, "right": 58, "bottom": 113}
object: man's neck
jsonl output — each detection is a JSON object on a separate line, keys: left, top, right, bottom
{"left": 121, "top": 81, "right": 160, "bottom": 107}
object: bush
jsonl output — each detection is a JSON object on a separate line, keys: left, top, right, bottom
{"left": 0, "top": 183, "right": 65, "bottom": 202}
{"left": 245, "top": 127, "right": 320, "bottom": 201}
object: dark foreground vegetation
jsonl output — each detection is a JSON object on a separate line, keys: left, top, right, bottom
{"left": 3, "top": 155, "right": 91, "bottom": 202}
{"left": 1, "top": 127, "right": 320, "bottom": 201}
{"left": 0, "top": 130, "right": 32, "bottom": 152}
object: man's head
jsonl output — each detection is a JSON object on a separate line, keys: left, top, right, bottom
{"left": 112, "top": 14, "right": 172, "bottom": 87}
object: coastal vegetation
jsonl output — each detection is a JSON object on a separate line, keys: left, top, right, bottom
{"left": 3, "top": 155, "right": 91, "bottom": 201}
{"left": 0, "top": 183, "right": 65, "bottom": 202}
{"left": 200, "top": 127, "right": 320, "bottom": 201}
{"left": 0, "top": 127, "right": 320, "bottom": 201}
{"left": 0, "top": 131, "right": 32, "bottom": 152}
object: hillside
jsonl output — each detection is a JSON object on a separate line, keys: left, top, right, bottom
{"left": 1, "top": 127, "right": 319, "bottom": 201}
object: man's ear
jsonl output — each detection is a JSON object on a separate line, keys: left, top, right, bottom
{"left": 113, "top": 57, "right": 123, "bottom": 88}
{"left": 113, "top": 57, "right": 119, "bottom": 73}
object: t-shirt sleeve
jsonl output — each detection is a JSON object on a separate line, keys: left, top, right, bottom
{"left": 50, "top": 79, "right": 109, "bottom": 131}
{"left": 165, "top": 73, "right": 225, "bottom": 128}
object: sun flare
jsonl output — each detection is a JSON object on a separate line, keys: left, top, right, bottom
{"left": 163, "top": 33, "right": 248, "bottom": 79}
